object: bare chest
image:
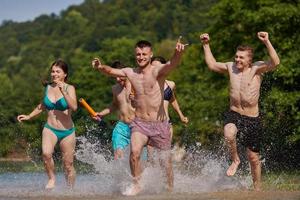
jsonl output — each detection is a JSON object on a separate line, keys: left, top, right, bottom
{"left": 230, "top": 70, "right": 261, "bottom": 94}
{"left": 130, "top": 72, "right": 160, "bottom": 96}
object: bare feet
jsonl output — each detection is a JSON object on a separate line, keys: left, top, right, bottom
{"left": 253, "top": 181, "right": 262, "bottom": 191}
{"left": 122, "top": 184, "right": 141, "bottom": 196}
{"left": 166, "top": 185, "right": 173, "bottom": 193}
{"left": 45, "top": 178, "right": 55, "bottom": 189}
{"left": 226, "top": 160, "right": 240, "bottom": 176}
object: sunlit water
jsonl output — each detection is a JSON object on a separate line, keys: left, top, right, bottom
{"left": 0, "top": 128, "right": 253, "bottom": 198}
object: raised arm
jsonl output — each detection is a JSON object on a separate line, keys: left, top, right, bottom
{"left": 92, "top": 58, "right": 127, "bottom": 77}
{"left": 157, "top": 36, "right": 186, "bottom": 77}
{"left": 200, "top": 33, "right": 227, "bottom": 74}
{"left": 255, "top": 32, "right": 280, "bottom": 74}
{"left": 17, "top": 103, "right": 45, "bottom": 122}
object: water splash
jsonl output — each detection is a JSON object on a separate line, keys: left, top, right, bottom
{"left": 0, "top": 130, "right": 253, "bottom": 198}
{"left": 74, "top": 133, "right": 252, "bottom": 195}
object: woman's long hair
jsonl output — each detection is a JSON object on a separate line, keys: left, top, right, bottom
{"left": 41, "top": 59, "right": 69, "bottom": 86}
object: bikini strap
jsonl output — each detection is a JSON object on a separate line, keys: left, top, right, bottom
{"left": 45, "top": 84, "right": 49, "bottom": 95}
{"left": 165, "top": 81, "right": 173, "bottom": 92}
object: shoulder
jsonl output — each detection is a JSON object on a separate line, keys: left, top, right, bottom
{"left": 112, "top": 84, "right": 118, "bottom": 91}
{"left": 252, "top": 61, "right": 268, "bottom": 69}
{"left": 225, "top": 62, "right": 235, "bottom": 73}
{"left": 226, "top": 62, "right": 234, "bottom": 68}
{"left": 253, "top": 61, "right": 265, "bottom": 66}
{"left": 151, "top": 64, "right": 162, "bottom": 76}
{"left": 122, "top": 67, "right": 134, "bottom": 74}
{"left": 252, "top": 61, "right": 269, "bottom": 74}
{"left": 166, "top": 80, "right": 175, "bottom": 89}
{"left": 66, "top": 84, "right": 75, "bottom": 90}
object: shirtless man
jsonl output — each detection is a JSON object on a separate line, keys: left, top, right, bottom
{"left": 200, "top": 32, "right": 280, "bottom": 190}
{"left": 93, "top": 61, "right": 135, "bottom": 160}
{"left": 92, "top": 38, "right": 185, "bottom": 195}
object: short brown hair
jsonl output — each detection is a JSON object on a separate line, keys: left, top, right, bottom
{"left": 236, "top": 45, "right": 254, "bottom": 62}
{"left": 135, "top": 40, "right": 152, "bottom": 49}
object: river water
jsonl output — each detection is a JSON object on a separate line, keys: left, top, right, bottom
{"left": 0, "top": 135, "right": 299, "bottom": 200}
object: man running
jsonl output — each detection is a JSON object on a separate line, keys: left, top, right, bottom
{"left": 200, "top": 32, "right": 280, "bottom": 190}
{"left": 93, "top": 61, "right": 135, "bottom": 160}
{"left": 92, "top": 38, "right": 185, "bottom": 195}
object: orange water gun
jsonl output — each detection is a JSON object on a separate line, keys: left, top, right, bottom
{"left": 79, "top": 98, "right": 97, "bottom": 117}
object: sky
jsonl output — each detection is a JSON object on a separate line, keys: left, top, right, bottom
{"left": 0, "top": 0, "right": 84, "bottom": 24}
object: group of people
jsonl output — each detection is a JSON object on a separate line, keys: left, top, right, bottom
{"left": 17, "top": 31, "right": 279, "bottom": 194}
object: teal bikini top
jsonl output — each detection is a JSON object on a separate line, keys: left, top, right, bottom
{"left": 43, "top": 85, "right": 69, "bottom": 111}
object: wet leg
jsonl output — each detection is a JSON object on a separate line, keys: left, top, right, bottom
{"left": 42, "top": 128, "right": 57, "bottom": 189}
{"left": 224, "top": 123, "right": 240, "bottom": 176}
{"left": 247, "top": 148, "right": 261, "bottom": 191}
{"left": 60, "top": 133, "right": 76, "bottom": 188}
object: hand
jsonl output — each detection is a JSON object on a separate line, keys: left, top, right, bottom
{"left": 54, "top": 80, "right": 66, "bottom": 93}
{"left": 17, "top": 114, "right": 30, "bottom": 122}
{"left": 200, "top": 33, "right": 210, "bottom": 44}
{"left": 180, "top": 116, "right": 189, "bottom": 124}
{"left": 257, "top": 32, "right": 269, "bottom": 42}
{"left": 129, "top": 93, "right": 135, "bottom": 101}
{"left": 92, "top": 58, "right": 102, "bottom": 70}
{"left": 92, "top": 112, "right": 102, "bottom": 121}
{"left": 175, "top": 36, "right": 188, "bottom": 53}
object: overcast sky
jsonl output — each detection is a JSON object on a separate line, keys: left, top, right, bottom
{"left": 0, "top": 0, "right": 84, "bottom": 24}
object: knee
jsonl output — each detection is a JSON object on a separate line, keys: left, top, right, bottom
{"left": 130, "top": 149, "right": 141, "bottom": 162}
{"left": 247, "top": 151, "right": 260, "bottom": 165}
{"left": 42, "top": 151, "right": 53, "bottom": 161}
{"left": 63, "top": 160, "right": 74, "bottom": 172}
{"left": 224, "top": 124, "right": 237, "bottom": 141}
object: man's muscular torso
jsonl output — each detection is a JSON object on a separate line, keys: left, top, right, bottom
{"left": 123, "top": 66, "right": 167, "bottom": 121}
{"left": 227, "top": 62, "right": 262, "bottom": 117}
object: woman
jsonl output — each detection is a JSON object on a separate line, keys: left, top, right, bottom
{"left": 151, "top": 56, "right": 189, "bottom": 136}
{"left": 17, "top": 59, "right": 77, "bottom": 189}
{"left": 146, "top": 56, "right": 189, "bottom": 165}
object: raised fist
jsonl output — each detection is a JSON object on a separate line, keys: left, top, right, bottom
{"left": 200, "top": 33, "right": 210, "bottom": 44}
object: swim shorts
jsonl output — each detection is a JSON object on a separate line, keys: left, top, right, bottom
{"left": 224, "top": 110, "right": 263, "bottom": 152}
{"left": 112, "top": 121, "right": 131, "bottom": 150}
{"left": 130, "top": 118, "right": 171, "bottom": 150}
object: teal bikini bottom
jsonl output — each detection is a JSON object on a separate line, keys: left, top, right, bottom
{"left": 44, "top": 123, "right": 75, "bottom": 141}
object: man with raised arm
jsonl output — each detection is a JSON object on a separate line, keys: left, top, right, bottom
{"left": 199, "top": 32, "right": 280, "bottom": 190}
{"left": 92, "top": 38, "right": 185, "bottom": 195}
{"left": 92, "top": 61, "right": 135, "bottom": 160}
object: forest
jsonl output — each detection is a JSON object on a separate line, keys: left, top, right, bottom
{"left": 0, "top": 0, "right": 299, "bottom": 170}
